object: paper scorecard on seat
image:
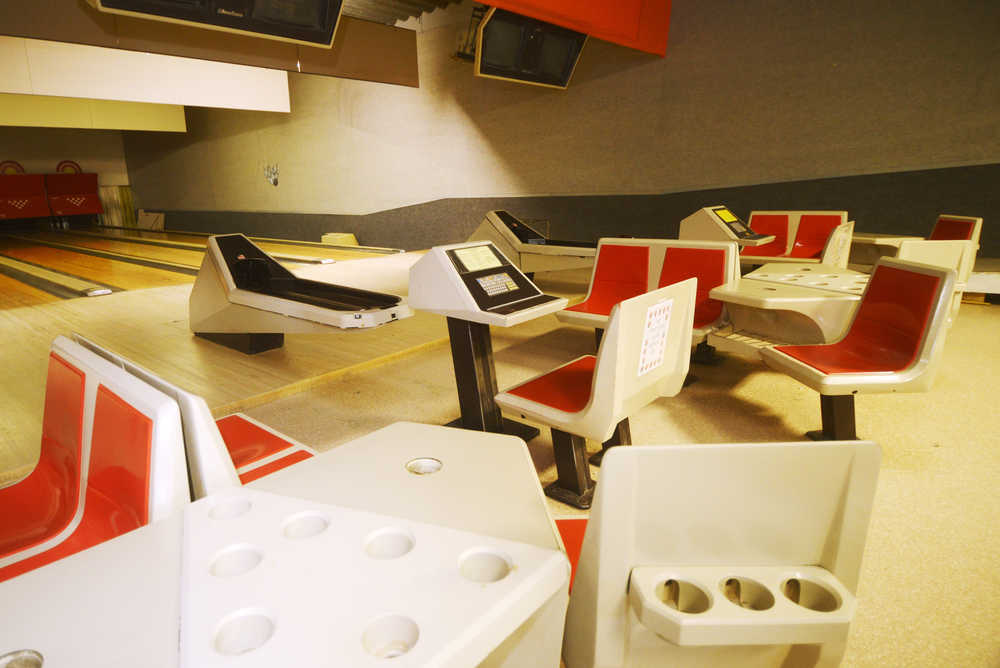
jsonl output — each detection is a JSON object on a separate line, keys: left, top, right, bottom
{"left": 638, "top": 298, "right": 672, "bottom": 376}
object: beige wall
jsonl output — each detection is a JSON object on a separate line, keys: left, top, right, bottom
{"left": 0, "top": 126, "right": 129, "bottom": 185}
{"left": 124, "top": 0, "right": 1000, "bottom": 215}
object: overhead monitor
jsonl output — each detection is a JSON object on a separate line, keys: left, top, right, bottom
{"left": 475, "top": 8, "right": 587, "bottom": 89}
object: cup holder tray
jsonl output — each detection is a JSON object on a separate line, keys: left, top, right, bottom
{"left": 628, "top": 564, "right": 855, "bottom": 646}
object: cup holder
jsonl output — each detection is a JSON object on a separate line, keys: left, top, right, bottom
{"left": 656, "top": 579, "right": 711, "bottom": 614}
{"left": 720, "top": 577, "right": 774, "bottom": 611}
{"left": 362, "top": 615, "right": 419, "bottom": 659}
{"left": 781, "top": 577, "right": 841, "bottom": 612}
{"left": 0, "top": 650, "right": 43, "bottom": 668}
{"left": 213, "top": 609, "right": 275, "bottom": 656}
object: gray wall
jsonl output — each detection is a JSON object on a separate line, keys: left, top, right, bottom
{"left": 123, "top": 0, "right": 1000, "bottom": 246}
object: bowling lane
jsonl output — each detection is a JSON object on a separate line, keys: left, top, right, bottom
{"left": 26, "top": 231, "right": 204, "bottom": 268}
{"left": 89, "top": 226, "right": 383, "bottom": 261}
{"left": 0, "top": 272, "right": 61, "bottom": 309}
{"left": 0, "top": 238, "right": 191, "bottom": 290}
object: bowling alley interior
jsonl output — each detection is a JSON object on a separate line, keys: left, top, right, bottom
{"left": 1, "top": 0, "right": 998, "bottom": 666}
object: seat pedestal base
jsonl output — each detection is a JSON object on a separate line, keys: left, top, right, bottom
{"left": 588, "top": 418, "right": 631, "bottom": 466}
{"left": 806, "top": 394, "right": 858, "bottom": 441}
{"left": 195, "top": 332, "right": 284, "bottom": 354}
{"left": 445, "top": 416, "right": 539, "bottom": 441}
{"left": 548, "top": 429, "right": 595, "bottom": 509}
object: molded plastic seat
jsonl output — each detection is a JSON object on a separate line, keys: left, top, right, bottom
{"left": 0, "top": 337, "right": 189, "bottom": 582}
{"left": 928, "top": 214, "right": 982, "bottom": 243}
{"left": 563, "top": 441, "right": 881, "bottom": 668}
{"left": 558, "top": 239, "right": 737, "bottom": 347}
{"left": 497, "top": 279, "right": 696, "bottom": 508}
{"left": 742, "top": 211, "right": 852, "bottom": 267}
{"left": 557, "top": 243, "right": 650, "bottom": 328}
{"left": 761, "top": 258, "right": 955, "bottom": 440}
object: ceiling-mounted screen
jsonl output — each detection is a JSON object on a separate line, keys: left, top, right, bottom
{"left": 475, "top": 8, "right": 587, "bottom": 89}
{"left": 87, "top": 0, "right": 343, "bottom": 48}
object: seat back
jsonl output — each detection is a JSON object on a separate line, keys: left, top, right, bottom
{"left": 896, "top": 239, "right": 976, "bottom": 326}
{"left": 656, "top": 242, "right": 738, "bottom": 330}
{"left": 573, "top": 242, "right": 650, "bottom": 314}
{"left": 73, "top": 334, "right": 240, "bottom": 499}
{"left": 588, "top": 279, "right": 696, "bottom": 426}
{"left": 928, "top": 214, "right": 982, "bottom": 245}
{"left": 741, "top": 213, "right": 790, "bottom": 257}
{"left": 790, "top": 214, "right": 844, "bottom": 259}
{"left": 563, "top": 441, "right": 880, "bottom": 668}
{"left": 0, "top": 337, "right": 189, "bottom": 581}
{"left": 838, "top": 258, "right": 953, "bottom": 376}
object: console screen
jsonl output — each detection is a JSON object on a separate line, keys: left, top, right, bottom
{"left": 715, "top": 207, "right": 738, "bottom": 223}
{"left": 713, "top": 207, "right": 750, "bottom": 234}
{"left": 476, "top": 272, "right": 519, "bottom": 296}
{"left": 454, "top": 245, "right": 503, "bottom": 272}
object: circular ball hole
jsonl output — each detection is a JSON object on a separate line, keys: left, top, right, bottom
{"left": 213, "top": 610, "right": 275, "bottom": 656}
{"left": 720, "top": 577, "right": 775, "bottom": 611}
{"left": 405, "top": 458, "right": 442, "bottom": 475}
{"left": 655, "top": 579, "right": 711, "bottom": 614}
{"left": 210, "top": 544, "right": 263, "bottom": 578}
{"left": 209, "top": 496, "right": 252, "bottom": 520}
{"left": 282, "top": 512, "right": 330, "bottom": 540}
{"left": 459, "top": 548, "right": 513, "bottom": 583}
{"left": 365, "top": 528, "right": 414, "bottom": 560}
{"left": 781, "top": 577, "right": 841, "bottom": 612}
{"left": 0, "top": 650, "right": 44, "bottom": 668}
{"left": 362, "top": 615, "right": 419, "bottom": 659}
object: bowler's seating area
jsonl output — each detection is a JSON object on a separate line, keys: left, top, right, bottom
{"left": 0, "top": 174, "right": 52, "bottom": 220}
{"left": 0, "top": 336, "right": 189, "bottom": 583}
{"left": 44, "top": 173, "right": 104, "bottom": 217}
{"left": 73, "top": 334, "right": 315, "bottom": 497}
{"left": 557, "top": 239, "right": 738, "bottom": 347}
{"left": 849, "top": 214, "right": 983, "bottom": 268}
{"left": 562, "top": 441, "right": 880, "bottom": 668}
{"left": 740, "top": 211, "right": 853, "bottom": 267}
{"left": 761, "top": 258, "right": 955, "bottom": 441}
{"left": 496, "top": 279, "right": 696, "bottom": 509}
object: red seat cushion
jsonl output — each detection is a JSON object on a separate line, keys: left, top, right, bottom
{"left": 929, "top": 217, "right": 976, "bottom": 241}
{"left": 774, "top": 265, "right": 941, "bottom": 374}
{"left": 506, "top": 356, "right": 596, "bottom": 413}
{"left": 566, "top": 245, "right": 649, "bottom": 316}
{"left": 789, "top": 214, "right": 842, "bottom": 259}
{"left": 0, "top": 354, "right": 85, "bottom": 559}
{"left": 659, "top": 247, "right": 726, "bottom": 328}
{"left": 741, "top": 214, "right": 789, "bottom": 257}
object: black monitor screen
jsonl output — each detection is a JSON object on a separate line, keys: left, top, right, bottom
{"left": 253, "top": 0, "right": 325, "bottom": 27}
{"left": 479, "top": 9, "right": 585, "bottom": 88}
{"left": 482, "top": 20, "right": 522, "bottom": 69}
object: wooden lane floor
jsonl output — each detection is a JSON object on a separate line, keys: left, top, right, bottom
{"left": 0, "top": 237, "right": 192, "bottom": 290}
{"left": 0, "top": 272, "right": 61, "bottom": 310}
{"left": 0, "top": 282, "right": 450, "bottom": 486}
{"left": 84, "top": 226, "right": 388, "bottom": 261}
{"left": 18, "top": 231, "right": 206, "bottom": 269}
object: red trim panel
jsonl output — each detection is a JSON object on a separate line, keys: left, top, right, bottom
{"left": 555, "top": 517, "right": 587, "bottom": 591}
{"left": 217, "top": 414, "right": 299, "bottom": 468}
{"left": 742, "top": 214, "right": 789, "bottom": 257}
{"left": 790, "top": 214, "right": 842, "bottom": 259}
{"left": 566, "top": 244, "right": 649, "bottom": 317}
{"left": 929, "top": 218, "right": 976, "bottom": 241}
{"left": 659, "top": 247, "right": 726, "bottom": 328}
{"left": 89, "top": 385, "right": 154, "bottom": 526}
{"left": 239, "top": 450, "right": 314, "bottom": 484}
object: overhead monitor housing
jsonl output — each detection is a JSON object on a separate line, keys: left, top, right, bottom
{"left": 475, "top": 8, "right": 587, "bottom": 89}
{"left": 86, "top": 0, "right": 344, "bottom": 48}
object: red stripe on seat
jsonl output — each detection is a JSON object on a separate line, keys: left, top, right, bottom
{"left": 555, "top": 517, "right": 588, "bottom": 591}
{"left": 565, "top": 245, "right": 649, "bottom": 316}
{"left": 929, "top": 218, "right": 976, "bottom": 241}
{"left": 217, "top": 414, "right": 297, "bottom": 468}
{"left": 0, "top": 354, "right": 85, "bottom": 558}
{"left": 507, "top": 356, "right": 596, "bottom": 413}
{"left": 775, "top": 266, "right": 941, "bottom": 374}
{"left": 741, "top": 214, "right": 789, "bottom": 257}
{"left": 659, "top": 247, "right": 726, "bottom": 328}
{"left": 239, "top": 450, "right": 313, "bottom": 484}
{"left": 789, "top": 214, "right": 842, "bottom": 259}
{"left": 87, "top": 385, "right": 154, "bottom": 527}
